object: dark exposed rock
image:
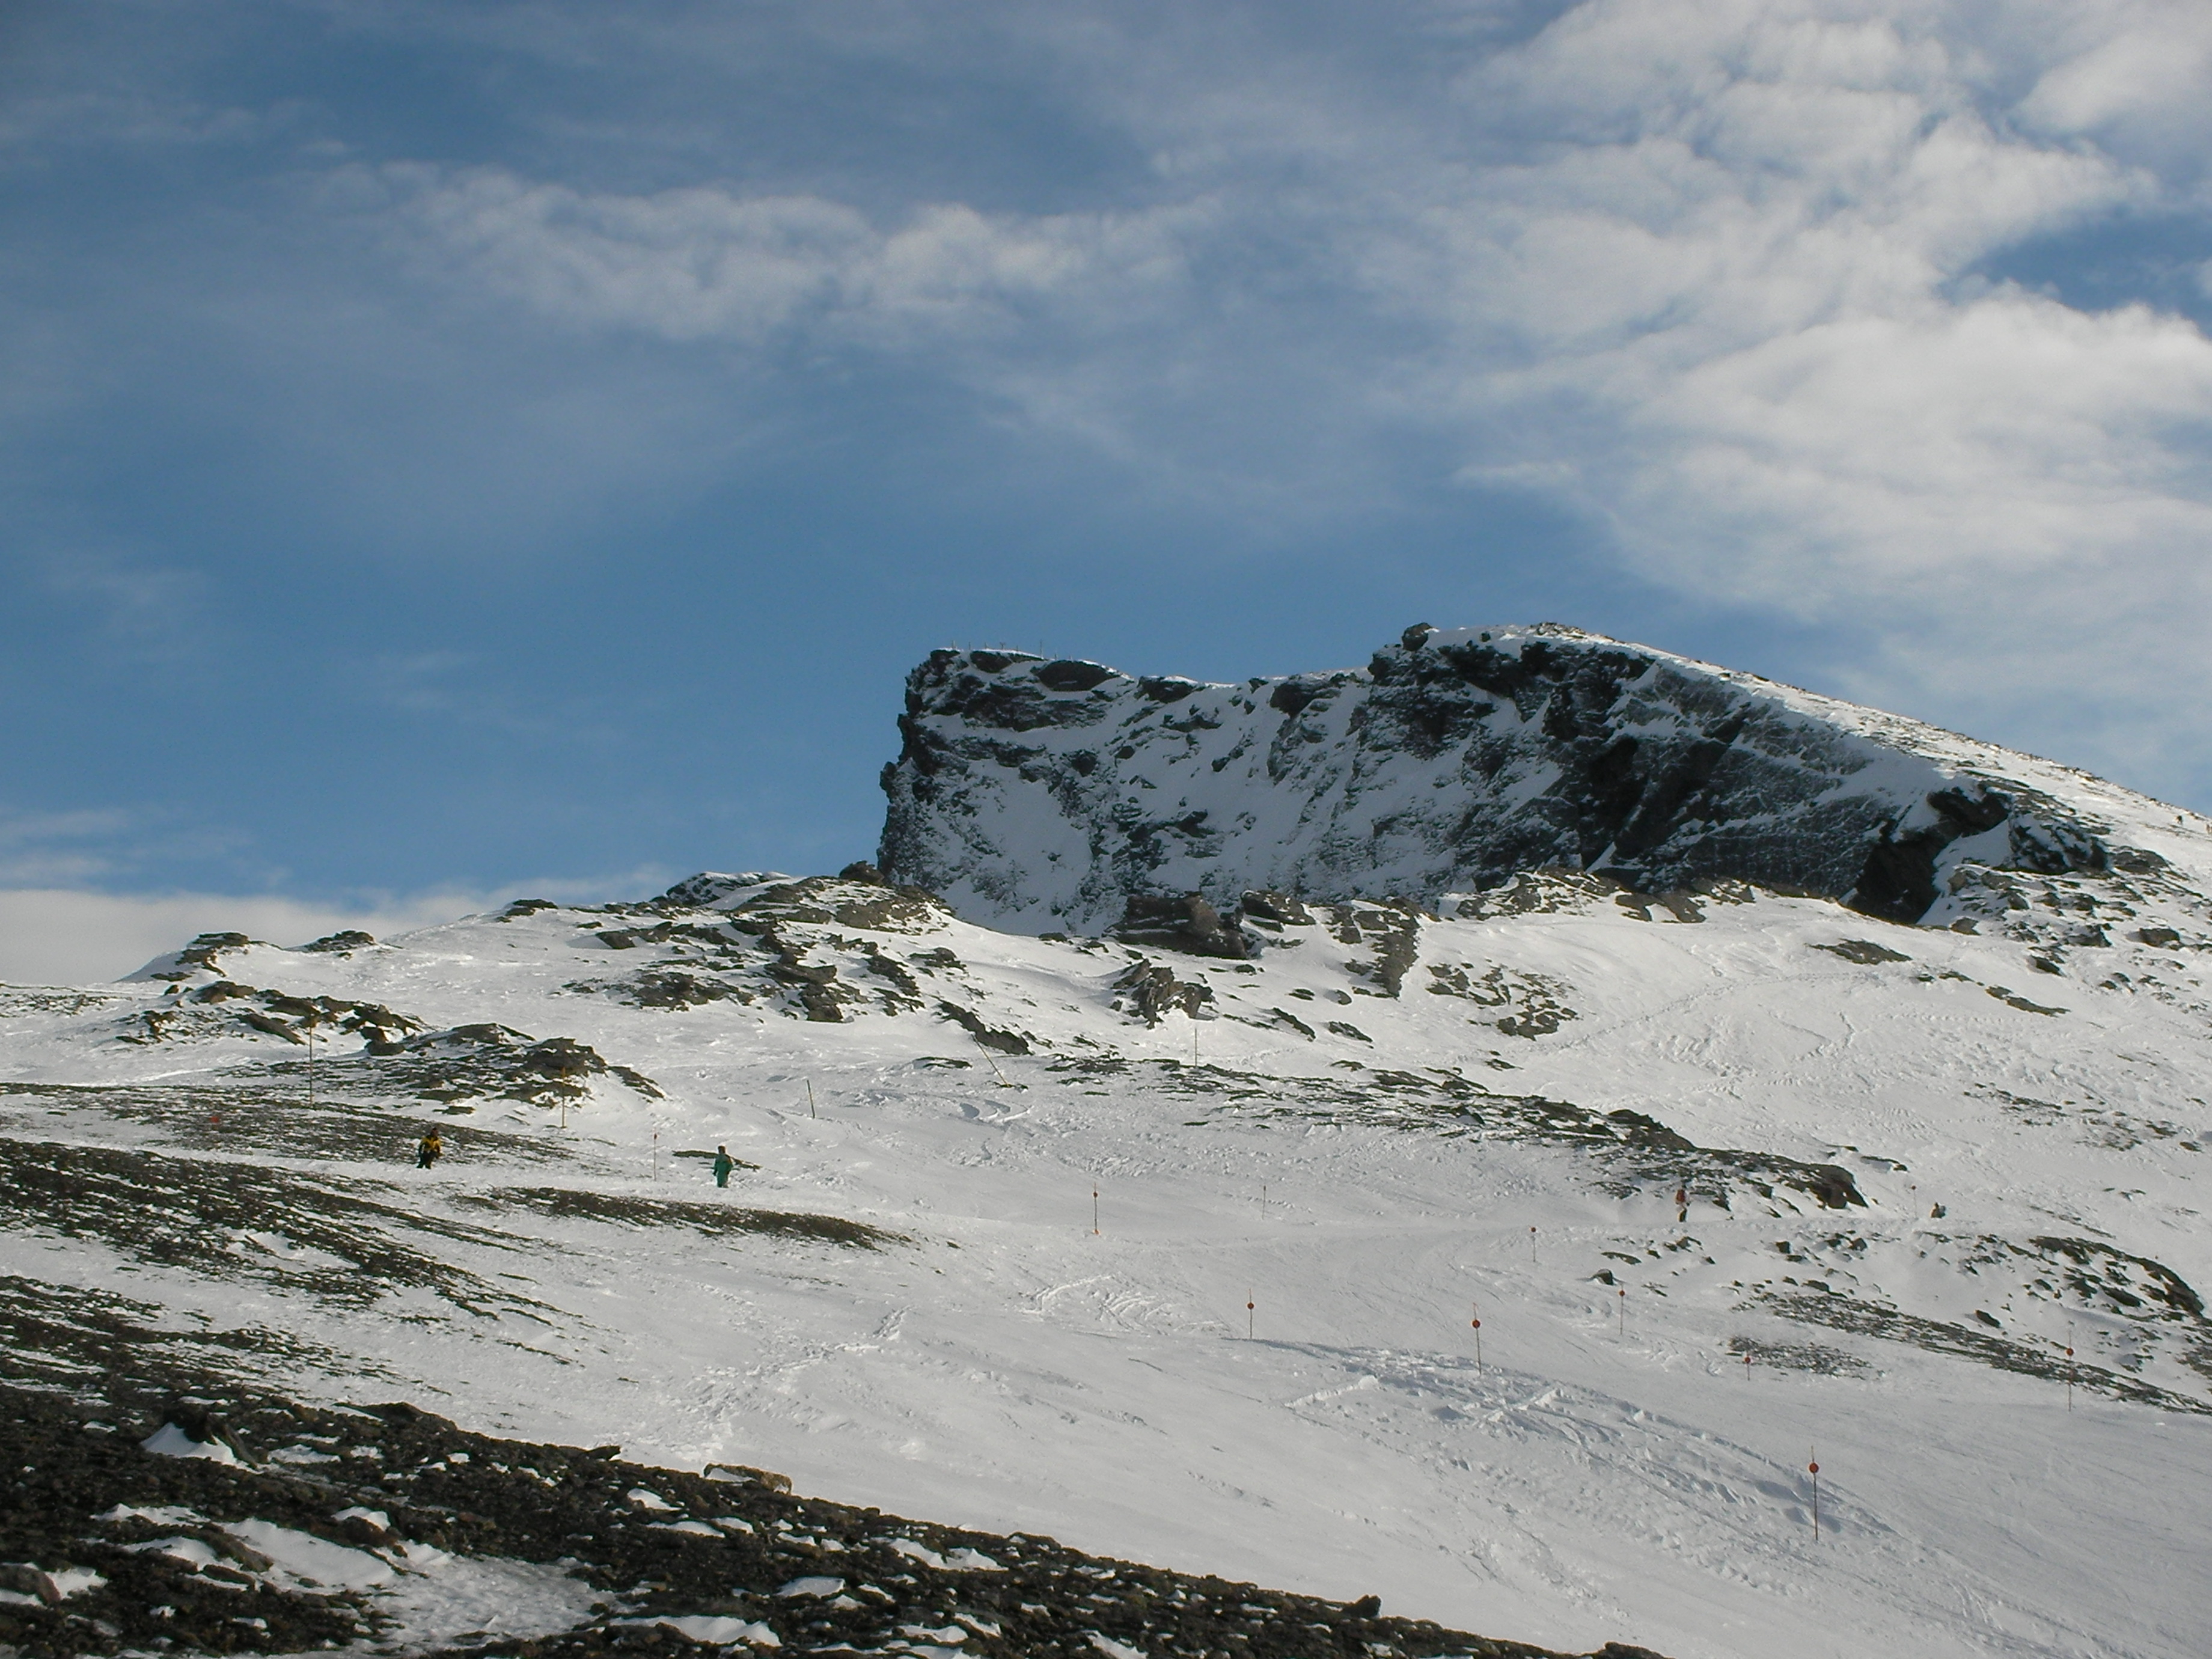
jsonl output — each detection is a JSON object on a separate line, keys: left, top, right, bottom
{"left": 0, "top": 1373, "right": 1644, "bottom": 1659}
{"left": 1110, "top": 893, "right": 1252, "bottom": 959}
{"left": 1800, "top": 1165, "right": 1867, "bottom": 1209}
{"left": 1111, "top": 961, "right": 1214, "bottom": 1025}
{"left": 935, "top": 1001, "right": 1030, "bottom": 1054}
{"left": 1240, "top": 889, "right": 1313, "bottom": 926}
{"left": 138, "top": 933, "right": 257, "bottom": 982}
{"left": 1035, "top": 659, "right": 1118, "bottom": 692}
{"left": 2029, "top": 1236, "right": 2204, "bottom": 1318}
{"left": 1138, "top": 675, "right": 1201, "bottom": 703}
{"left": 657, "top": 872, "right": 787, "bottom": 908}
{"left": 301, "top": 929, "right": 376, "bottom": 953}
{"left": 878, "top": 629, "right": 2137, "bottom": 933}
{"left": 457, "top": 1188, "right": 900, "bottom": 1250}
{"left": 605, "top": 970, "right": 755, "bottom": 1010}
{"left": 383, "top": 1025, "right": 665, "bottom": 1105}
{"left": 1606, "top": 1110, "right": 1696, "bottom": 1153}
{"left": 117, "top": 983, "right": 424, "bottom": 1053}
{"left": 1327, "top": 902, "right": 1422, "bottom": 994}
{"left": 1810, "top": 939, "right": 1912, "bottom": 965}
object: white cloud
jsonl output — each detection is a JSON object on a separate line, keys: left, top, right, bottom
{"left": 367, "top": 163, "right": 1200, "bottom": 349}
{"left": 0, "top": 888, "right": 470, "bottom": 986}
{"left": 319, "top": 1, "right": 2212, "bottom": 797}
{"left": 0, "top": 872, "right": 676, "bottom": 986}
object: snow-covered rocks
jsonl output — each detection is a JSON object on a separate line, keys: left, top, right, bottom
{"left": 878, "top": 625, "right": 2205, "bottom": 934}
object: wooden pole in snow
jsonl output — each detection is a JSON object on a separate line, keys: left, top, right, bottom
{"left": 1809, "top": 1452, "right": 1820, "bottom": 1541}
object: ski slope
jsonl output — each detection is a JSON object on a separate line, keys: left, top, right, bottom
{"left": 5, "top": 860, "right": 2211, "bottom": 1657}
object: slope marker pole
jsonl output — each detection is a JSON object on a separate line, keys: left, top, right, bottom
{"left": 1809, "top": 1450, "right": 1820, "bottom": 1541}
{"left": 1247, "top": 1292, "right": 1255, "bottom": 1340}
{"left": 652, "top": 1129, "right": 659, "bottom": 1182}
{"left": 807, "top": 1080, "right": 817, "bottom": 1119}
{"left": 1618, "top": 1286, "right": 1626, "bottom": 1338}
{"left": 1471, "top": 1302, "right": 1482, "bottom": 1372}
{"left": 2065, "top": 1323, "right": 2075, "bottom": 1413}
{"left": 1092, "top": 1187, "right": 1099, "bottom": 1236}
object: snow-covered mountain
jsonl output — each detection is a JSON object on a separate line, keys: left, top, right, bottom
{"left": 879, "top": 624, "right": 2191, "bottom": 933}
{"left": 8, "top": 626, "right": 2212, "bottom": 1659}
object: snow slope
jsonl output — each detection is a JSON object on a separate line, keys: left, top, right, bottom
{"left": 878, "top": 625, "right": 2212, "bottom": 933}
{"left": 7, "top": 857, "right": 2212, "bottom": 1658}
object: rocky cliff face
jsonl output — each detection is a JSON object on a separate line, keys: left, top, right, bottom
{"left": 878, "top": 623, "right": 2184, "bottom": 932}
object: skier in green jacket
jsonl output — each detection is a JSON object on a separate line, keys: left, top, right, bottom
{"left": 712, "top": 1146, "right": 735, "bottom": 1188}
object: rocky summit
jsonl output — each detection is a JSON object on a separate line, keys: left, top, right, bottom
{"left": 879, "top": 623, "right": 2176, "bottom": 934}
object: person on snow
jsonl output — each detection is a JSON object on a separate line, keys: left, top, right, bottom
{"left": 712, "top": 1145, "right": 735, "bottom": 1189}
{"left": 417, "top": 1129, "right": 444, "bottom": 1170}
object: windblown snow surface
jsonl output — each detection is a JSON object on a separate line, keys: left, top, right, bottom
{"left": 8, "top": 631, "right": 2212, "bottom": 1659}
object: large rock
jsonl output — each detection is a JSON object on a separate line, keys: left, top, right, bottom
{"left": 878, "top": 624, "right": 2168, "bottom": 932}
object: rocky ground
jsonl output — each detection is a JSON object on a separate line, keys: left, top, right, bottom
{"left": 2, "top": 1371, "right": 1664, "bottom": 1659}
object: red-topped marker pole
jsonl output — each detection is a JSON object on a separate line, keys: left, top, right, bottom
{"left": 1247, "top": 1292, "right": 1255, "bottom": 1339}
{"left": 1809, "top": 1452, "right": 1821, "bottom": 1541}
{"left": 1471, "top": 1301, "right": 1482, "bottom": 1371}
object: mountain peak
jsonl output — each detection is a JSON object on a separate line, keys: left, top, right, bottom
{"left": 878, "top": 625, "right": 2194, "bottom": 934}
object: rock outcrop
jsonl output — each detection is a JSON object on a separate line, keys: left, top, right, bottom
{"left": 879, "top": 625, "right": 2171, "bottom": 932}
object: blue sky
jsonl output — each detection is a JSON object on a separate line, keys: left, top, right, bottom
{"left": 5, "top": 0, "right": 2212, "bottom": 980}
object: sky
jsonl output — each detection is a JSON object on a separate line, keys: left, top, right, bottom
{"left": 4, "top": 0, "right": 2212, "bottom": 983}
